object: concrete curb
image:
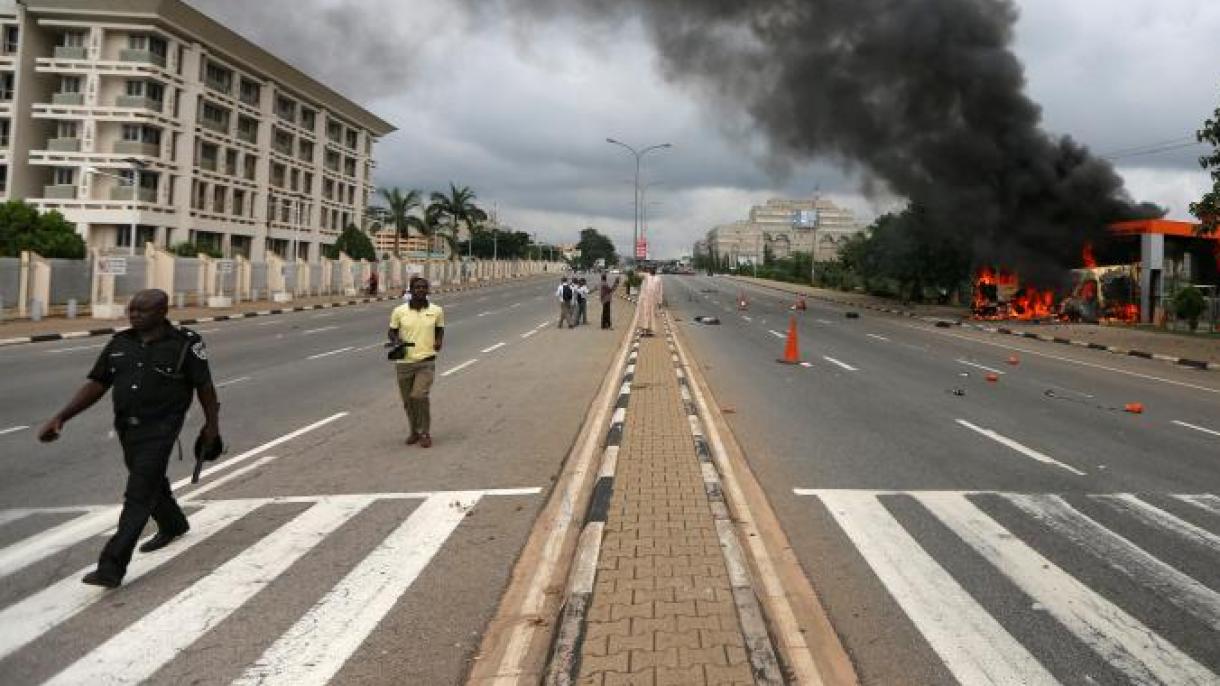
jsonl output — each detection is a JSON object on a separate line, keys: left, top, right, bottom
{"left": 727, "top": 276, "right": 1219, "bottom": 372}
{"left": 663, "top": 314, "right": 785, "bottom": 685}
{"left": 544, "top": 336, "right": 640, "bottom": 686}
{"left": 0, "top": 278, "right": 530, "bottom": 348}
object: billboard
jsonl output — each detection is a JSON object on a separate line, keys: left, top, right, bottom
{"left": 793, "top": 209, "right": 818, "bottom": 227}
{"left": 635, "top": 238, "right": 648, "bottom": 259}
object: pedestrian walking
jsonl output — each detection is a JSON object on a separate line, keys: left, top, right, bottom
{"left": 576, "top": 278, "right": 589, "bottom": 325}
{"left": 599, "top": 273, "right": 619, "bottom": 329}
{"left": 389, "top": 277, "right": 445, "bottom": 448}
{"left": 37, "top": 289, "right": 221, "bottom": 588}
{"left": 639, "top": 271, "right": 662, "bottom": 336}
{"left": 556, "top": 277, "right": 575, "bottom": 328}
{"left": 367, "top": 269, "right": 379, "bottom": 296}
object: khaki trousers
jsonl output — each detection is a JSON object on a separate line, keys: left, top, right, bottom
{"left": 395, "top": 359, "right": 436, "bottom": 435}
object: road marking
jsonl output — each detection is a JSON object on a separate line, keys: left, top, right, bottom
{"left": 307, "top": 346, "right": 353, "bottom": 360}
{"left": 233, "top": 493, "right": 480, "bottom": 685}
{"left": 955, "top": 419, "right": 1086, "bottom": 475}
{"left": 742, "top": 315, "right": 752, "bottom": 322}
{"left": 866, "top": 334, "right": 889, "bottom": 341}
{"left": 510, "top": 302, "right": 522, "bottom": 308}
{"left": 176, "top": 412, "right": 349, "bottom": 491}
{"left": 215, "top": 376, "right": 251, "bottom": 388}
{"left": 816, "top": 319, "right": 832, "bottom": 324}
{"left": 1004, "top": 493, "right": 1220, "bottom": 631}
{"left": 0, "top": 425, "right": 28, "bottom": 436}
{"left": 538, "top": 320, "right": 550, "bottom": 328}
{"left": 1172, "top": 420, "right": 1220, "bottom": 438}
{"left": 919, "top": 326, "right": 1220, "bottom": 395}
{"left": 956, "top": 359, "right": 1005, "bottom": 375}
{"left": 255, "top": 320, "right": 283, "bottom": 326}
{"left": 1092, "top": 494, "right": 1220, "bottom": 550}
{"left": 196, "top": 327, "right": 220, "bottom": 334}
{"left": 822, "top": 356, "right": 858, "bottom": 371}
{"left": 1176, "top": 494, "right": 1220, "bottom": 516}
{"left": 44, "top": 500, "right": 369, "bottom": 686}
{"left": 768, "top": 330, "right": 785, "bottom": 339}
{"left": 817, "top": 491, "right": 1056, "bottom": 685}
{"left": 478, "top": 311, "right": 492, "bottom": 317}
{"left": 521, "top": 330, "right": 537, "bottom": 339}
{"left": 302, "top": 325, "right": 338, "bottom": 335}
{"left": 46, "top": 343, "right": 104, "bottom": 353}
{"left": 916, "top": 492, "right": 1215, "bottom": 685}
{"left": 441, "top": 359, "right": 478, "bottom": 377}
{"left": 311, "top": 312, "right": 334, "bottom": 318}
{"left": 477, "top": 296, "right": 488, "bottom": 301}
{"left": 353, "top": 341, "right": 385, "bottom": 352}
{"left": 481, "top": 342, "right": 507, "bottom": 353}
{"left": 798, "top": 362, "right": 813, "bottom": 368}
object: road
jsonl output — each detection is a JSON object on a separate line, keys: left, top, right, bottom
{"left": 667, "top": 274, "right": 1220, "bottom": 686}
{"left": 0, "top": 275, "right": 629, "bottom": 685}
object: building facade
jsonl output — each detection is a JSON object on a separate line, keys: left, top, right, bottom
{"left": 702, "top": 196, "right": 863, "bottom": 266}
{"left": 0, "top": 0, "right": 394, "bottom": 262}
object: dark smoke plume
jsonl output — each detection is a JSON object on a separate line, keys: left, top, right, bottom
{"left": 479, "top": 0, "right": 1160, "bottom": 282}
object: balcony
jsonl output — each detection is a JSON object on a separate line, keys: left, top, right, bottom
{"left": 113, "top": 140, "right": 160, "bottom": 157}
{"left": 115, "top": 95, "right": 162, "bottom": 112}
{"left": 46, "top": 137, "right": 80, "bottom": 152}
{"left": 42, "top": 184, "right": 76, "bottom": 199}
{"left": 199, "top": 118, "right": 227, "bottom": 134}
{"left": 119, "top": 49, "right": 166, "bottom": 67}
{"left": 53, "top": 46, "right": 87, "bottom": 60}
{"left": 50, "top": 92, "right": 84, "bottom": 106}
{"left": 109, "top": 186, "right": 157, "bottom": 202}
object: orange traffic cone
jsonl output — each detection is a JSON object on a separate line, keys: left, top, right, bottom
{"left": 776, "top": 316, "right": 802, "bottom": 364}
{"left": 1007, "top": 354, "right": 1020, "bottom": 366}
{"left": 1124, "top": 402, "right": 1144, "bottom": 414}
{"left": 738, "top": 291, "right": 749, "bottom": 310}
{"left": 796, "top": 294, "right": 807, "bottom": 311}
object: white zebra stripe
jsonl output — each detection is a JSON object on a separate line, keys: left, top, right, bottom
{"left": 1092, "top": 494, "right": 1220, "bottom": 552}
{"left": 232, "top": 493, "right": 478, "bottom": 685}
{"left": 0, "top": 507, "right": 119, "bottom": 579}
{"left": 44, "top": 498, "right": 370, "bottom": 686}
{"left": 916, "top": 492, "right": 1216, "bottom": 685}
{"left": 818, "top": 492, "right": 1056, "bottom": 685}
{"left": 1175, "top": 494, "right": 1220, "bottom": 517}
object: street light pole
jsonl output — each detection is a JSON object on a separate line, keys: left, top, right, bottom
{"left": 606, "top": 138, "right": 671, "bottom": 264}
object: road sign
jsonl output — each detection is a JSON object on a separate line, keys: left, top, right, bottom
{"left": 99, "top": 257, "right": 127, "bottom": 275}
{"left": 217, "top": 260, "right": 234, "bottom": 274}
{"left": 635, "top": 238, "right": 648, "bottom": 260}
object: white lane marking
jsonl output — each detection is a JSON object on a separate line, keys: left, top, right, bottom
{"left": 46, "top": 343, "right": 104, "bottom": 353}
{"left": 302, "top": 325, "right": 338, "bottom": 335}
{"left": 195, "top": 328, "right": 220, "bottom": 334}
{"left": 919, "top": 325, "right": 1220, "bottom": 395}
{"left": 818, "top": 492, "right": 1056, "bottom": 685}
{"left": 0, "top": 425, "right": 29, "bottom": 436}
{"left": 799, "top": 362, "right": 813, "bottom": 368}
{"left": 177, "top": 412, "right": 348, "bottom": 491}
{"left": 481, "top": 342, "right": 507, "bottom": 353}
{"left": 478, "top": 311, "right": 492, "bottom": 317}
{"left": 521, "top": 330, "right": 537, "bottom": 339}
{"left": 1007, "top": 494, "right": 1220, "bottom": 631}
{"left": 1175, "top": 494, "right": 1220, "bottom": 517}
{"left": 1172, "top": 420, "right": 1220, "bottom": 438}
{"left": 477, "top": 296, "right": 488, "bottom": 302}
{"left": 441, "top": 359, "right": 478, "bottom": 377}
{"left": 816, "top": 319, "right": 832, "bottom": 324}
{"left": 1092, "top": 494, "right": 1220, "bottom": 550}
{"left": 233, "top": 493, "right": 479, "bottom": 685}
{"left": 215, "top": 376, "right": 251, "bottom": 388}
{"left": 956, "top": 359, "right": 1005, "bottom": 375}
{"left": 916, "top": 492, "right": 1216, "bottom": 685}
{"left": 742, "top": 315, "right": 753, "bottom": 322}
{"left": 44, "top": 499, "right": 369, "bottom": 686}
{"left": 353, "top": 341, "right": 385, "bottom": 352}
{"left": 955, "top": 419, "right": 1086, "bottom": 476}
{"left": 510, "top": 302, "right": 522, "bottom": 308}
{"left": 307, "top": 346, "right": 353, "bottom": 360}
{"left": 538, "top": 320, "right": 550, "bottom": 328}
{"left": 0, "top": 500, "right": 262, "bottom": 661}
{"left": 768, "top": 330, "right": 785, "bottom": 339}
{"left": 866, "top": 334, "right": 889, "bottom": 341}
{"left": 255, "top": 320, "right": 284, "bottom": 326}
{"left": 822, "top": 356, "right": 859, "bottom": 372}
{"left": 311, "top": 312, "right": 334, "bottom": 318}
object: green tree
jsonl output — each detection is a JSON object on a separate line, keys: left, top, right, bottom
{"left": 429, "top": 183, "right": 487, "bottom": 259}
{"left": 328, "top": 223, "right": 376, "bottom": 261}
{"left": 575, "top": 227, "right": 619, "bottom": 270}
{"left": 1191, "top": 98, "right": 1220, "bottom": 235}
{"left": 171, "top": 242, "right": 222, "bottom": 258}
{"left": 0, "top": 200, "right": 86, "bottom": 258}
{"left": 376, "top": 187, "right": 422, "bottom": 257}
{"left": 1173, "top": 285, "right": 1206, "bottom": 330}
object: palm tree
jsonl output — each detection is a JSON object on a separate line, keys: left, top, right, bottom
{"left": 428, "top": 183, "right": 487, "bottom": 260}
{"left": 405, "top": 203, "right": 442, "bottom": 257}
{"left": 377, "top": 187, "right": 422, "bottom": 258}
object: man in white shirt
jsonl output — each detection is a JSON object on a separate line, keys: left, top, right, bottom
{"left": 556, "top": 277, "right": 576, "bottom": 328}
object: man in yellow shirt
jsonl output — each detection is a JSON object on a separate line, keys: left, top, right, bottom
{"left": 388, "top": 277, "right": 445, "bottom": 447}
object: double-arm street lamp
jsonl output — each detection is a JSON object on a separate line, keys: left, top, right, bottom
{"left": 605, "top": 138, "right": 671, "bottom": 263}
{"left": 85, "top": 157, "right": 148, "bottom": 256}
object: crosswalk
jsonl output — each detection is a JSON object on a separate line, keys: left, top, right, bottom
{"left": 0, "top": 488, "right": 538, "bottom": 685}
{"left": 796, "top": 489, "right": 1220, "bottom": 685}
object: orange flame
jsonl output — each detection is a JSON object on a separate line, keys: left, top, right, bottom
{"left": 1082, "top": 241, "right": 1097, "bottom": 268}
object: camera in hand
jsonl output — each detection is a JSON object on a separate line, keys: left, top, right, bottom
{"left": 386, "top": 340, "right": 414, "bottom": 360}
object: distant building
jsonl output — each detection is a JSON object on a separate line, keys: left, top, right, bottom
{"left": 699, "top": 196, "right": 863, "bottom": 265}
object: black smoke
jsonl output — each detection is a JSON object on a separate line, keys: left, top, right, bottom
{"left": 476, "top": 0, "right": 1161, "bottom": 282}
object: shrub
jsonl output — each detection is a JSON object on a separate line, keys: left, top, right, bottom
{"left": 1173, "top": 285, "right": 1206, "bottom": 331}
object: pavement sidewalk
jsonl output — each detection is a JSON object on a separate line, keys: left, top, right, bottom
{"left": 557, "top": 325, "right": 780, "bottom": 685}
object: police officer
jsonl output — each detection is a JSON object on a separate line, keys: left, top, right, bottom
{"left": 38, "top": 288, "right": 220, "bottom": 588}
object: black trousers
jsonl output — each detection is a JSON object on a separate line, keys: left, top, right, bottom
{"left": 601, "top": 302, "right": 612, "bottom": 329}
{"left": 98, "top": 420, "right": 189, "bottom": 577}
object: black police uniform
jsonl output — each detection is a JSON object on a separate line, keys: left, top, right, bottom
{"left": 86, "top": 324, "right": 212, "bottom": 579}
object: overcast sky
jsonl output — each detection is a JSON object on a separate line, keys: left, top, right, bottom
{"left": 192, "top": 0, "right": 1220, "bottom": 259}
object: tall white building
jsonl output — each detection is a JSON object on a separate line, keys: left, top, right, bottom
{"left": 702, "top": 196, "right": 863, "bottom": 265}
{"left": 0, "top": 0, "right": 395, "bottom": 261}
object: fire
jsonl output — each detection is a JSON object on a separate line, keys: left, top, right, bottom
{"left": 972, "top": 266, "right": 1052, "bottom": 320}
{"left": 1082, "top": 241, "right": 1097, "bottom": 268}
{"left": 1010, "top": 287, "right": 1055, "bottom": 320}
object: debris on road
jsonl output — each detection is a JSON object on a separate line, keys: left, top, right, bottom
{"left": 845, "top": 312, "right": 860, "bottom": 319}
{"left": 985, "top": 373, "right": 1000, "bottom": 383}
{"left": 949, "top": 388, "right": 966, "bottom": 396}
{"left": 1007, "top": 355, "right": 1020, "bottom": 365}
{"left": 1124, "top": 402, "right": 1145, "bottom": 414}
{"left": 693, "top": 315, "right": 722, "bottom": 325}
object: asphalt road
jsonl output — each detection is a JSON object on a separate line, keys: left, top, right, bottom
{"left": 0, "top": 275, "right": 631, "bottom": 685}
{"left": 667, "top": 274, "right": 1220, "bottom": 686}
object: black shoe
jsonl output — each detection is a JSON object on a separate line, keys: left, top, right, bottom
{"left": 82, "top": 570, "right": 122, "bottom": 588}
{"left": 139, "top": 525, "right": 189, "bottom": 553}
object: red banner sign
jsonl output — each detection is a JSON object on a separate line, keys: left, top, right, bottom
{"left": 635, "top": 238, "right": 648, "bottom": 259}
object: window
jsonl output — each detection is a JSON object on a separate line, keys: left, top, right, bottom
{"left": 57, "top": 121, "right": 78, "bottom": 139}
{"left": 300, "top": 108, "right": 316, "bottom": 130}
{"left": 60, "top": 31, "right": 85, "bottom": 48}
{"left": 322, "top": 178, "right": 334, "bottom": 200}
{"left": 200, "top": 101, "right": 229, "bottom": 131}
{"left": 298, "top": 139, "right": 313, "bottom": 162}
{"left": 271, "top": 162, "right": 285, "bottom": 187}
{"left": 345, "top": 129, "right": 358, "bottom": 149}
{"left": 0, "top": 165, "right": 7, "bottom": 192}
{"left": 58, "top": 76, "right": 82, "bottom": 93}
{"left": 225, "top": 148, "right": 237, "bottom": 175}
{"left": 275, "top": 95, "right": 296, "bottom": 121}
{"left": 53, "top": 167, "right": 75, "bottom": 185}
{"left": 327, "top": 119, "right": 342, "bottom": 143}
{"left": 239, "top": 79, "right": 260, "bottom": 106}
{"left": 204, "top": 61, "right": 232, "bottom": 92}
{"left": 118, "top": 169, "right": 158, "bottom": 190}
{"left": 0, "top": 73, "right": 12, "bottom": 100}
{"left": 122, "top": 124, "right": 161, "bottom": 144}
{"left": 343, "top": 157, "right": 356, "bottom": 177}
{"left": 129, "top": 34, "right": 167, "bottom": 58}
{"left": 290, "top": 168, "right": 299, "bottom": 192}
{"left": 3, "top": 26, "right": 18, "bottom": 55}
{"left": 273, "top": 127, "right": 293, "bottom": 154}
{"left": 212, "top": 185, "right": 226, "bottom": 213}
{"left": 324, "top": 150, "right": 339, "bottom": 171}
{"left": 0, "top": 119, "right": 9, "bottom": 147}
{"left": 302, "top": 172, "right": 313, "bottom": 193}
{"left": 237, "top": 115, "right": 258, "bottom": 143}
{"left": 193, "top": 180, "right": 207, "bottom": 209}
{"left": 280, "top": 200, "right": 290, "bottom": 223}
{"left": 243, "top": 154, "right": 257, "bottom": 180}
{"left": 126, "top": 79, "right": 164, "bottom": 102}
{"left": 233, "top": 189, "right": 245, "bottom": 216}
{"left": 198, "top": 142, "right": 218, "bottom": 169}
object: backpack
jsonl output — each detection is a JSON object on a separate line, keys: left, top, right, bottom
{"left": 562, "top": 284, "right": 573, "bottom": 302}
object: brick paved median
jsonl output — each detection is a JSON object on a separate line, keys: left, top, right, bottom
{"left": 577, "top": 336, "right": 754, "bottom": 686}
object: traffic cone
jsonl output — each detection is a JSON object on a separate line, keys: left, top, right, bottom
{"left": 1007, "top": 354, "right": 1020, "bottom": 366}
{"left": 738, "top": 291, "right": 748, "bottom": 310}
{"left": 796, "top": 294, "right": 807, "bottom": 311}
{"left": 776, "top": 316, "right": 802, "bottom": 364}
